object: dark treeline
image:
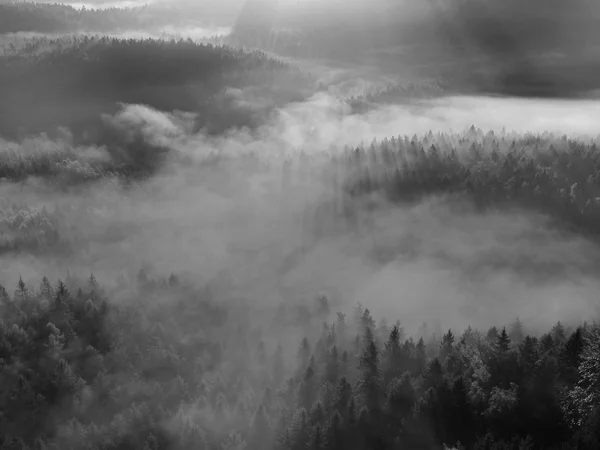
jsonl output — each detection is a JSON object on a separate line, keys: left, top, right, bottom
{"left": 332, "top": 129, "right": 600, "bottom": 237}
{"left": 0, "top": 36, "right": 313, "bottom": 141}
{"left": 0, "top": 270, "right": 598, "bottom": 450}
{"left": 0, "top": 1, "right": 234, "bottom": 34}
{"left": 229, "top": 0, "right": 600, "bottom": 99}
{"left": 346, "top": 81, "right": 449, "bottom": 112}
{"left": 5, "top": 129, "right": 600, "bottom": 252}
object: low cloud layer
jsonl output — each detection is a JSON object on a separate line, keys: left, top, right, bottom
{"left": 2, "top": 91, "right": 600, "bottom": 337}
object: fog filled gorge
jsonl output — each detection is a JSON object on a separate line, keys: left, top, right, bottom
{"left": 1, "top": 1, "right": 600, "bottom": 450}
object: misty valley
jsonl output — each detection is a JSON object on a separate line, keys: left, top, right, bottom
{"left": 1, "top": 1, "right": 600, "bottom": 450}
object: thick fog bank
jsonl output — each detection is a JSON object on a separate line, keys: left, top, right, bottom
{"left": 2, "top": 91, "right": 600, "bottom": 336}
{"left": 0, "top": 26, "right": 231, "bottom": 42}
{"left": 252, "top": 93, "right": 600, "bottom": 148}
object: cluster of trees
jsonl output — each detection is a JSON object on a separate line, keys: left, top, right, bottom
{"left": 4, "top": 129, "right": 600, "bottom": 251}
{"left": 0, "top": 2, "right": 159, "bottom": 34}
{"left": 0, "top": 206, "right": 64, "bottom": 255}
{"left": 326, "top": 129, "right": 600, "bottom": 236}
{"left": 346, "top": 81, "right": 448, "bottom": 113}
{"left": 0, "top": 1, "right": 232, "bottom": 35}
{"left": 0, "top": 35, "right": 312, "bottom": 138}
{"left": 0, "top": 271, "right": 599, "bottom": 450}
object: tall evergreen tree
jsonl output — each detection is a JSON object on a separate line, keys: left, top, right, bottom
{"left": 440, "top": 329, "right": 455, "bottom": 362}
{"left": 358, "top": 339, "right": 382, "bottom": 412}
{"left": 249, "top": 403, "right": 272, "bottom": 449}
{"left": 497, "top": 327, "right": 511, "bottom": 353}
{"left": 509, "top": 317, "right": 525, "bottom": 343}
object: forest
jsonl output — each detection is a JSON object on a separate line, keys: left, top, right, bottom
{"left": 1, "top": 263, "right": 599, "bottom": 450}
{"left": 0, "top": 1, "right": 237, "bottom": 34}
{"left": 0, "top": 35, "right": 312, "bottom": 142}
{"left": 1, "top": 1, "right": 600, "bottom": 450}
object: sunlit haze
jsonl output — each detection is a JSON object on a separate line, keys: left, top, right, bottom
{"left": 1, "top": 0, "right": 600, "bottom": 449}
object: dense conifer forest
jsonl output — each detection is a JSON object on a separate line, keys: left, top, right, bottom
{"left": 0, "top": 35, "right": 312, "bottom": 140}
{"left": 0, "top": 1, "right": 237, "bottom": 34}
{"left": 1, "top": 269, "right": 599, "bottom": 449}
{"left": 1, "top": 1, "right": 600, "bottom": 450}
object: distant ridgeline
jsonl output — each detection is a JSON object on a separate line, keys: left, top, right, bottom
{"left": 0, "top": 1, "right": 236, "bottom": 34}
{"left": 0, "top": 36, "right": 313, "bottom": 142}
{"left": 231, "top": 0, "right": 600, "bottom": 99}
{"left": 230, "top": 0, "right": 435, "bottom": 58}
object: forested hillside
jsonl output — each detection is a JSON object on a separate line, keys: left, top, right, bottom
{"left": 0, "top": 270, "right": 599, "bottom": 450}
{"left": 4, "top": 127, "right": 600, "bottom": 235}
{"left": 1, "top": 2, "right": 600, "bottom": 450}
{"left": 229, "top": 0, "right": 600, "bottom": 99}
{"left": 0, "top": 36, "right": 313, "bottom": 140}
{"left": 0, "top": 1, "right": 237, "bottom": 34}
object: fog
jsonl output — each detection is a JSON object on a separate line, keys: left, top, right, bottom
{"left": 3, "top": 1, "right": 600, "bottom": 448}
{"left": 1, "top": 25, "right": 231, "bottom": 42}
{"left": 3, "top": 0, "right": 600, "bottom": 333}
{"left": 3, "top": 90, "right": 600, "bottom": 337}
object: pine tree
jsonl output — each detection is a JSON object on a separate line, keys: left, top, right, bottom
{"left": 297, "top": 337, "right": 311, "bottom": 372}
{"left": 143, "top": 433, "right": 159, "bottom": 450}
{"left": 540, "top": 333, "right": 555, "bottom": 354}
{"left": 0, "top": 284, "right": 9, "bottom": 303}
{"left": 358, "top": 339, "right": 382, "bottom": 411}
{"left": 325, "top": 409, "right": 344, "bottom": 450}
{"left": 347, "top": 397, "right": 357, "bottom": 425}
{"left": 384, "top": 324, "right": 401, "bottom": 355}
{"left": 168, "top": 272, "right": 179, "bottom": 288}
{"left": 308, "top": 425, "right": 324, "bottom": 450}
{"left": 15, "top": 276, "right": 28, "bottom": 299}
{"left": 440, "top": 329, "right": 455, "bottom": 362}
{"left": 562, "top": 328, "right": 584, "bottom": 367}
{"left": 421, "top": 358, "right": 444, "bottom": 393}
{"left": 383, "top": 324, "right": 403, "bottom": 383}
{"left": 450, "top": 377, "right": 473, "bottom": 446}
{"left": 568, "top": 325, "right": 600, "bottom": 426}
{"left": 297, "top": 366, "right": 316, "bottom": 410}
{"left": 325, "top": 346, "right": 340, "bottom": 384}
{"left": 519, "top": 336, "right": 539, "bottom": 370}
{"left": 272, "top": 343, "right": 285, "bottom": 387}
{"left": 249, "top": 403, "right": 272, "bottom": 449}
{"left": 336, "top": 312, "right": 347, "bottom": 344}
{"left": 486, "top": 326, "right": 499, "bottom": 343}
{"left": 333, "top": 377, "right": 353, "bottom": 415}
{"left": 54, "top": 280, "right": 69, "bottom": 306}
{"left": 376, "top": 318, "right": 391, "bottom": 344}
{"left": 352, "top": 303, "right": 364, "bottom": 332}
{"left": 551, "top": 321, "right": 566, "bottom": 345}
{"left": 415, "top": 337, "right": 427, "bottom": 375}
{"left": 361, "top": 309, "right": 376, "bottom": 344}
{"left": 509, "top": 317, "right": 525, "bottom": 343}
{"left": 88, "top": 273, "right": 99, "bottom": 291}
{"left": 288, "top": 408, "right": 310, "bottom": 450}
{"left": 309, "top": 401, "right": 325, "bottom": 426}
{"left": 221, "top": 431, "right": 247, "bottom": 450}
{"left": 386, "top": 372, "right": 416, "bottom": 425}
{"left": 356, "top": 406, "right": 370, "bottom": 448}
{"left": 497, "top": 327, "right": 511, "bottom": 353}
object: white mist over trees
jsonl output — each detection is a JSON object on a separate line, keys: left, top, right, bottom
{"left": 1, "top": 0, "right": 600, "bottom": 449}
